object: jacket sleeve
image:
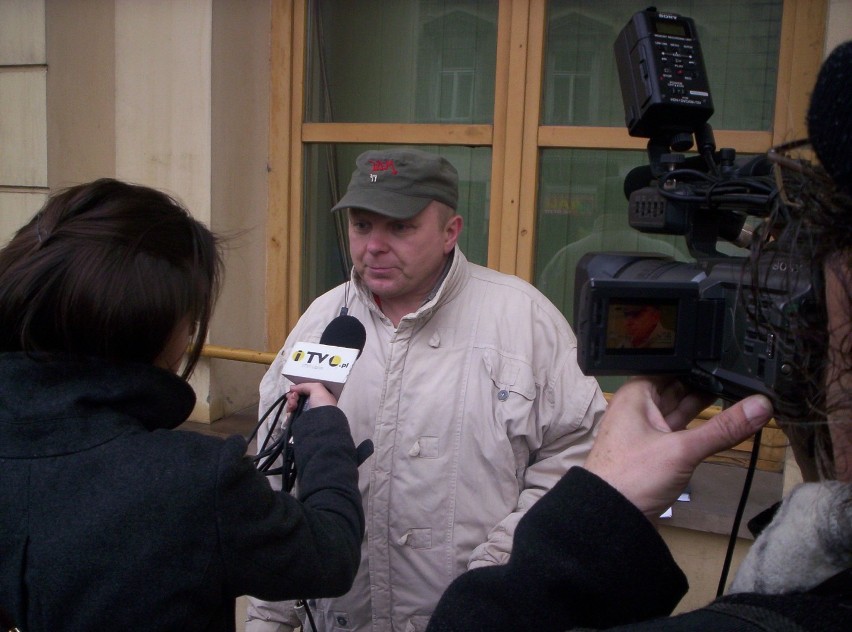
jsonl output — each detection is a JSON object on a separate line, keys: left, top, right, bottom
{"left": 217, "top": 405, "right": 365, "bottom": 602}
{"left": 468, "top": 343, "right": 606, "bottom": 568}
{"left": 244, "top": 597, "right": 300, "bottom": 632}
{"left": 428, "top": 467, "right": 687, "bottom": 632}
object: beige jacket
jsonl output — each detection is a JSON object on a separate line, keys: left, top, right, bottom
{"left": 247, "top": 248, "right": 606, "bottom": 632}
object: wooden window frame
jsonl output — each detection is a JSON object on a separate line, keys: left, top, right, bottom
{"left": 266, "top": 0, "right": 826, "bottom": 349}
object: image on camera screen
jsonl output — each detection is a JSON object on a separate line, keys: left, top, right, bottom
{"left": 605, "top": 299, "right": 678, "bottom": 353}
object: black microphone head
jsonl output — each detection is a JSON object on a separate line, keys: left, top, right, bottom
{"left": 807, "top": 40, "right": 852, "bottom": 195}
{"left": 319, "top": 314, "right": 367, "bottom": 354}
{"left": 623, "top": 165, "right": 655, "bottom": 200}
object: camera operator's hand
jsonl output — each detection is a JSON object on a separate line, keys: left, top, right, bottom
{"left": 286, "top": 382, "right": 338, "bottom": 413}
{"left": 584, "top": 376, "right": 773, "bottom": 520}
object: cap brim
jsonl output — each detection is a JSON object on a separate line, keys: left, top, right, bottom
{"left": 330, "top": 187, "right": 432, "bottom": 219}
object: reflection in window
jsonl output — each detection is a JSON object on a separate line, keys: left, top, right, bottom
{"left": 547, "top": 71, "right": 592, "bottom": 124}
{"left": 422, "top": 6, "right": 487, "bottom": 122}
{"left": 439, "top": 69, "right": 474, "bottom": 121}
{"left": 534, "top": 148, "right": 692, "bottom": 325}
{"left": 543, "top": 11, "right": 616, "bottom": 126}
{"left": 542, "top": 0, "right": 782, "bottom": 130}
{"left": 305, "top": 0, "right": 497, "bottom": 124}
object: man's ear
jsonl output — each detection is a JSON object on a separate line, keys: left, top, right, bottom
{"left": 443, "top": 214, "right": 463, "bottom": 254}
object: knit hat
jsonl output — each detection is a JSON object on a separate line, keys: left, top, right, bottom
{"left": 331, "top": 148, "right": 459, "bottom": 218}
{"left": 807, "top": 40, "right": 852, "bottom": 194}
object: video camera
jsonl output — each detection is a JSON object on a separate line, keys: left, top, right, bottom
{"left": 574, "top": 7, "right": 822, "bottom": 417}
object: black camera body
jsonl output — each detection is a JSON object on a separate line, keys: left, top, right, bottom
{"left": 575, "top": 251, "right": 818, "bottom": 417}
{"left": 574, "top": 8, "right": 821, "bottom": 417}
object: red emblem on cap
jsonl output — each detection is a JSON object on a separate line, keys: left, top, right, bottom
{"left": 368, "top": 159, "right": 398, "bottom": 176}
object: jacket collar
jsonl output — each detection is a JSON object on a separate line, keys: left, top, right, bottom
{"left": 0, "top": 353, "right": 196, "bottom": 458}
{"left": 729, "top": 480, "right": 852, "bottom": 594}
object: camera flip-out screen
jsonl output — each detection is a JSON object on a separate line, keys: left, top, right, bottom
{"left": 576, "top": 279, "right": 714, "bottom": 375}
{"left": 604, "top": 298, "right": 679, "bottom": 354}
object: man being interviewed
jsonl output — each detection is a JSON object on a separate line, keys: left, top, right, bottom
{"left": 247, "top": 148, "right": 606, "bottom": 632}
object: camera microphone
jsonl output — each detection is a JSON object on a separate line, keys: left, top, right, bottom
{"left": 623, "top": 165, "right": 656, "bottom": 200}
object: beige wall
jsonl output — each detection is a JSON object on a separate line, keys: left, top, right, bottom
{"left": 208, "top": 0, "right": 272, "bottom": 422}
{"left": 1, "top": 0, "right": 271, "bottom": 422}
{"left": 827, "top": 0, "right": 852, "bottom": 52}
{"left": 0, "top": 0, "right": 49, "bottom": 231}
{"left": 45, "top": 0, "right": 115, "bottom": 187}
{"left": 111, "top": 0, "right": 217, "bottom": 420}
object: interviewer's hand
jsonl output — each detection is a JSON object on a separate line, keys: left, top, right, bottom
{"left": 285, "top": 382, "right": 338, "bottom": 413}
{"left": 584, "top": 376, "right": 774, "bottom": 520}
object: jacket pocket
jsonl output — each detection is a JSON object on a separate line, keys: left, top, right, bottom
{"left": 482, "top": 350, "right": 538, "bottom": 488}
{"left": 482, "top": 349, "right": 536, "bottom": 406}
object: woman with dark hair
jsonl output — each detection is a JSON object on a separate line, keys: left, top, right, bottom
{"left": 0, "top": 179, "right": 364, "bottom": 631}
{"left": 427, "top": 42, "right": 852, "bottom": 632}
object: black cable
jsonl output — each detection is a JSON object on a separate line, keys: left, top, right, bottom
{"left": 248, "top": 393, "right": 287, "bottom": 445}
{"left": 279, "top": 396, "right": 307, "bottom": 493}
{"left": 716, "top": 428, "right": 763, "bottom": 597}
{"left": 252, "top": 395, "right": 291, "bottom": 475}
{"left": 656, "top": 185, "right": 774, "bottom": 211}
{"left": 251, "top": 392, "right": 318, "bottom": 621}
{"left": 296, "top": 598, "right": 319, "bottom": 632}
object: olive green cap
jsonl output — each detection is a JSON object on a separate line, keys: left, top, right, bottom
{"left": 331, "top": 148, "right": 458, "bottom": 218}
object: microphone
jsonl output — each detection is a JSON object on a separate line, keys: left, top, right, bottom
{"left": 281, "top": 314, "right": 367, "bottom": 398}
{"left": 253, "top": 313, "right": 369, "bottom": 484}
{"left": 623, "top": 165, "right": 656, "bottom": 200}
{"left": 278, "top": 319, "right": 369, "bottom": 632}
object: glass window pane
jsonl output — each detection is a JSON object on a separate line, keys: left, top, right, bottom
{"left": 302, "top": 144, "right": 492, "bottom": 308}
{"left": 534, "top": 148, "right": 694, "bottom": 392}
{"left": 542, "top": 1, "right": 782, "bottom": 130}
{"left": 305, "top": 0, "right": 498, "bottom": 124}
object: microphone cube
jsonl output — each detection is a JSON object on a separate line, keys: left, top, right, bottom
{"left": 281, "top": 342, "right": 360, "bottom": 398}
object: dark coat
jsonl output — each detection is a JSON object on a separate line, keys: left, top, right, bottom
{"left": 427, "top": 467, "right": 851, "bottom": 632}
{"left": 0, "top": 353, "right": 364, "bottom": 632}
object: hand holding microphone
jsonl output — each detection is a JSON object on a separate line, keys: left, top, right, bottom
{"left": 281, "top": 312, "right": 367, "bottom": 433}
{"left": 285, "top": 382, "right": 338, "bottom": 414}
{"left": 277, "top": 382, "right": 342, "bottom": 491}
{"left": 253, "top": 312, "right": 372, "bottom": 487}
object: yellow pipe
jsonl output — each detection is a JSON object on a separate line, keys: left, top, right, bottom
{"left": 201, "top": 344, "right": 277, "bottom": 365}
